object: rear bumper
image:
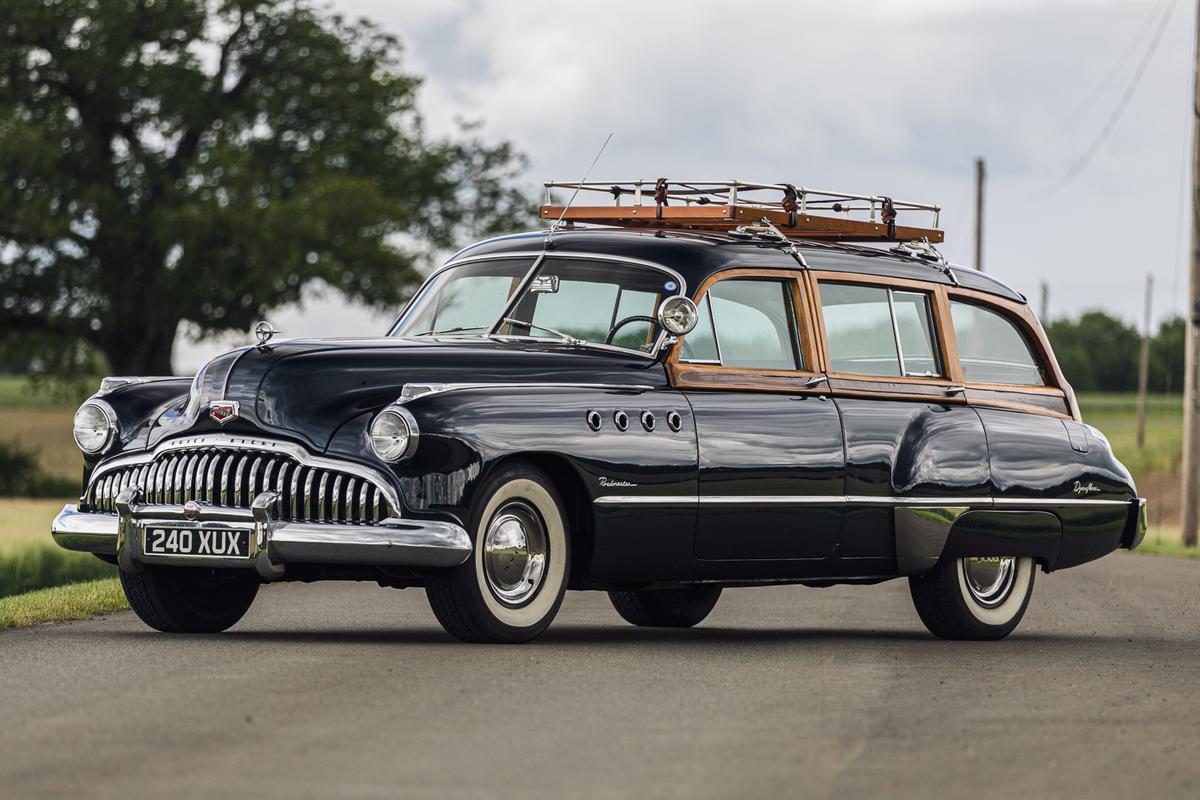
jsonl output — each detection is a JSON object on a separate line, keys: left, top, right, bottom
{"left": 1121, "top": 497, "right": 1148, "bottom": 550}
{"left": 51, "top": 488, "right": 470, "bottom": 580}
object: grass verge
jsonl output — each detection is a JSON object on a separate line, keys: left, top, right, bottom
{"left": 1130, "top": 540, "right": 1200, "bottom": 560}
{"left": 0, "top": 542, "right": 117, "bottom": 598}
{"left": 0, "top": 578, "right": 127, "bottom": 631}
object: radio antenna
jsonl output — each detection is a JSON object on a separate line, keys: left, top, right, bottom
{"left": 548, "top": 132, "right": 613, "bottom": 236}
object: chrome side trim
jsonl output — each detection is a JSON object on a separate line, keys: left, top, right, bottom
{"left": 85, "top": 433, "right": 402, "bottom": 514}
{"left": 593, "top": 495, "right": 697, "bottom": 506}
{"left": 991, "top": 496, "right": 1130, "bottom": 507}
{"left": 397, "top": 382, "right": 658, "bottom": 403}
{"left": 593, "top": 494, "right": 1134, "bottom": 508}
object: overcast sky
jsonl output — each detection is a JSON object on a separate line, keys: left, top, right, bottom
{"left": 177, "top": 0, "right": 1197, "bottom": 370}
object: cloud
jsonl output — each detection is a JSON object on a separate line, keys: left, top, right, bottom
{"left": 176, "top": 0, "right": 1194, "bottom": 369}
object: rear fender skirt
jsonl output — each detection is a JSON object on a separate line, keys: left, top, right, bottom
{"left": 897, "top": 508, "right": 1063, "bottom": 575}
{"left": 941, "top": 510, "right": 1062, "bottom": 568}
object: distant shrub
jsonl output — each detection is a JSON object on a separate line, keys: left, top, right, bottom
{"left": 0, "top": 440, "right": 77, "bottom": 497}
{"left": 0, "top": 543, "right": 115, "bottom": 599}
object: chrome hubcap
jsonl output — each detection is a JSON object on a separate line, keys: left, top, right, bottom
{"left": 961, "top": 556, "right": 1017, "bottom": 608}
{"left": 482, "top": 501, "right": 547, "bottom": 606}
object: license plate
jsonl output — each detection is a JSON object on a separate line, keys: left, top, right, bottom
{"left": 143, "top": 527, "right": 252, "bottom": 559}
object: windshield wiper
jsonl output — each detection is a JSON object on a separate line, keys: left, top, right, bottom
{"left": 500, "top": 318, "right": 585, "bottom": 346}
{"left": 411, "top": 325, "right": 489, "bottom": 337}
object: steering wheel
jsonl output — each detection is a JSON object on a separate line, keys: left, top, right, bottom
{"left": 605, "top": 315, "right": 659, "bottom": 345}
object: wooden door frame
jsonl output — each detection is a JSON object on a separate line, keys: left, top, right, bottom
{"left": 667, "top": 266, "right": 1080, "bottom": 420}
{"left": 666, "top": 268, "right": 827, "bottom": 394}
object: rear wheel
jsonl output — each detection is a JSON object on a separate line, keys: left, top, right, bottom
{"left": 426, "top": 462, "right": 569, "bottom": 643}
{"left": 908, "top": 556, "right": 1035, "bottom": 640}
{"left": 119, "top": 565, "right": 259, "bottom": 633}
{"left": 608, "top": 586, "right": 722, "bottom": 628}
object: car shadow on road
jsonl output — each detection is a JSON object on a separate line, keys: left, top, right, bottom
{"left": 94, "top": 625, "right": 1146, "bottom": 649}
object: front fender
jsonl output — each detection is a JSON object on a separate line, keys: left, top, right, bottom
{"left": 327, "top": 386, "right": 698, "bottom": 529}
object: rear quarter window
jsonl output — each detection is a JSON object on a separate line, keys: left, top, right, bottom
{"left": 950, "top": 300, "right": 1047, "bottom": 386}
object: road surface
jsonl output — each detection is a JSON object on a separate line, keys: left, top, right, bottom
{"left": 2, "top": 552, "right": 1198, "bottom": 799}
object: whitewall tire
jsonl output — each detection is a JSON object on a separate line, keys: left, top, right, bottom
{"left": 908, "top": 556, "right": 1035, "bottom": 640}
{"left": 426, "top": 462, "right": 569, "bottom": 643}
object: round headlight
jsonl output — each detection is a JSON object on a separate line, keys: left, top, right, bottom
{"left": 73, "top": 401, "right": 118, "bottom": 455}
{"left": 657, "top": 296, "right": 700, "bottom": 336}
{"left": 369, "top": 408, "right": 419, "bottom": 462}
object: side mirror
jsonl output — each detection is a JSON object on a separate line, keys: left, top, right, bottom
{"left": 657, "top": 296, "right": 699, "bottom": 336}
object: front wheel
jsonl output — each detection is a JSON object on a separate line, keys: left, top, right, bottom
{"left": 119, "top": 565, "right": 259, "bottom": 633}
{"left": 908, "top": 556, "right": 1036, "bottom": 640}
{"left": 426, "top": 462, "right": 570, "bottom": 643}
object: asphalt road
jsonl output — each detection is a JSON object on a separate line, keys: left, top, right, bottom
{"left": 2, "top": 553, "right": 1198, "bottom": 800}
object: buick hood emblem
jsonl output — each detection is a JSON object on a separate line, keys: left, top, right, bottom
{"left": 255, "top": 320, "right": 281, "bottom": 348}
{"left": 208, "top": 400, "right": 240, "bottom": 425}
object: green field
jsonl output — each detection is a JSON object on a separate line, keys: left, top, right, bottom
{"left": 1075, "top": 393, "right": 1183, "bottom": 478}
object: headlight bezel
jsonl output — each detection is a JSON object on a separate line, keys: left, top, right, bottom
{"left": 72, "top": 400, "right": 119, "bottom": 456}
{"left": 368, "top": 406, "right": 420, "bottom": 463}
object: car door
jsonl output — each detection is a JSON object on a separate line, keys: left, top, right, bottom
{"left": 668, "top": 268, "right": 845, "bottom": 561}
{"left": 808, "top": 274, "right": 992, "bottom": 571}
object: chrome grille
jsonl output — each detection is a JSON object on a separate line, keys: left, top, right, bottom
{"left": 84, "top": 446, "right": 394, "bottom": 524}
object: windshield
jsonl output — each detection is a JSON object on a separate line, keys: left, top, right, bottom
{"left": 392, "top": 256, "right": 683, "bottom": 354}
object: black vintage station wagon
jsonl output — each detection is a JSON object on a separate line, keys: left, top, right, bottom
{"left": 53, "top": 179, "right": 1146, "bottom": 643}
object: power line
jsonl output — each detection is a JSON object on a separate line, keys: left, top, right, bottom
{"left": 1055, "top": 0, "right": 1172, "bottom": 135}
{"left": 1049, "top": 0, "right": 1179, "bottom": 192}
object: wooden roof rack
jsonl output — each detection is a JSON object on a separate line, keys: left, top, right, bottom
{"left": 539, "top": 179, "right": 943, "bottom": 243}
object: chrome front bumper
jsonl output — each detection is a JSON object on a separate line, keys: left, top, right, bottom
{"left": 51, "top": 487, "right": 471, "bottom": 580}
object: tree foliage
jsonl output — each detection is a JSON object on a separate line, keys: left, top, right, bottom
{"left": 0, "top": 0, "right": 531, "bottom": 374}
{"left": 1046, "top": 312, "right": 1184, "bottom": 394}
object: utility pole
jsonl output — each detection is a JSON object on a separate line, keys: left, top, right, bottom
{"left": 1182, "top": 2, "right": 1200, "bottom": 548}
{"left": 1137, "top": 274, "right": 1153, "bottom": 449}
{"left": 1039, "top": 281, "right": 1050, "bottom": 323}
{"left": 974, "top": 157, "right": 986, "bottom": 273}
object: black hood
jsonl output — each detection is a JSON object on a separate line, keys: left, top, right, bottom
{"left": 174, "top": 337, "right": 668, "bottom": 451}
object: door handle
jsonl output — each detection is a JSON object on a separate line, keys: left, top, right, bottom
{"left": 802, "top": 375, "right": 829, "bottom": 389}
{"left": 945, "top": 385, "right": 966, "bottom": 396}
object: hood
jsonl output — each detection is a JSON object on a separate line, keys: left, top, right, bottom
{"left": 161, "top": 337, "right": 668, "bottom": 452}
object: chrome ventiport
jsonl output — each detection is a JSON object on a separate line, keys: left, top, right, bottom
{"left": 482, "top": 500, "right": 547, "bottom": 606}
{"left": 613, "top": 411, "right": 629, "bottom": 432}
{"left": 640, "top": 411, "right": 655, "bottom": 432}
{"left": 586, "top": 410, "right": 602, "bottom": 431}
{"left": 666, "top": 411, "right": 683, "bottom": 432}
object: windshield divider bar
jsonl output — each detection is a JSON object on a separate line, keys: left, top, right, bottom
{"left": 486, "top": 252, "right": 548, "bottom": 338}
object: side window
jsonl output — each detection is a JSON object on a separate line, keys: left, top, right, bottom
{"left": 951, "top": 300, "right": 1047, "bottom": 386}
{"left": 679, "top": 278, "right": 802, "bottom": 370}
{"left": 819, "top": 282, "right": 942, "bottom": 378}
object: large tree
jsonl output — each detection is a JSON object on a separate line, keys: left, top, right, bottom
{"left": 0, "top": 0, "right": 530, "bottom": 374}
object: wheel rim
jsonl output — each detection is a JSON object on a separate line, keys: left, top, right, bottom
{"left": 960, "top": 557, "right": 1017, "bottom": 608}
{"left": 482, "top": 500, "right": 548, "bottom": 606}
